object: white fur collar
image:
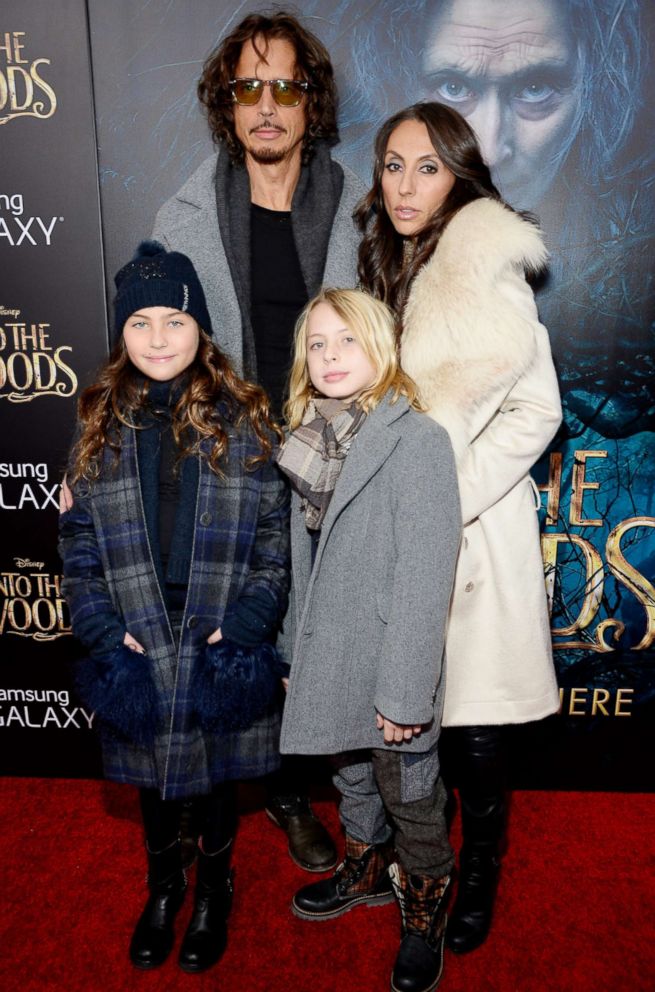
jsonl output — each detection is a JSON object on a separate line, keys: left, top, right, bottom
{"left": 401, "top": 198, "right": 547, "bottom": 456}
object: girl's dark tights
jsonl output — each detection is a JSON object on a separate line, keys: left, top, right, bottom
{"left": 139, "top": 781, "right": 237, "bottom": 854}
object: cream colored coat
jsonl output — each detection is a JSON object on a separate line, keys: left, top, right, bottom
{"left": 401, "top": 198, "right": 562, "bottom": 726}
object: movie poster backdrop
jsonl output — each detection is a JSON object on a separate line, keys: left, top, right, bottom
{"left": 0, "top": 0, "right": 106, "bottom": 775}
{"left": 1, "top": 0, "right": 653, "bottom": 787}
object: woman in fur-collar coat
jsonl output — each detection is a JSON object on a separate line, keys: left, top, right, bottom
{"left": 354, "top": 102, "right": 562, "bottom": 962}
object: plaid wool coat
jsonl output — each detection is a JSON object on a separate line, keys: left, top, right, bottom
{"left": 59, "top": 417, "right": 290, "bottom": 799}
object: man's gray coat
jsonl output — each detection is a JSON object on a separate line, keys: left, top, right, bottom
{"left": 153, "top": 149, "right": 365, "bottom": 375}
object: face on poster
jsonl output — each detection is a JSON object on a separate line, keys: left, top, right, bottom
{"left": 419, "top": 0, "right": 583, "bottom": 209}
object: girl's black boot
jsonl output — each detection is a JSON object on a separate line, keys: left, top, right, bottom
{"left": 129, "top": 838, "right": 187, "bottom": 969}
{"left": 178, "top": 839, "right": 233, "bottom": 973}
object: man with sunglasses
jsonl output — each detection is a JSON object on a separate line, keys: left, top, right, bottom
{"left": 154, "top": 10, "right": 365, "bottom": 879}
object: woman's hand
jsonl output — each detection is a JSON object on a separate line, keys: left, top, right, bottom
{"left": 281, "top": 677, "right": 289, "bottom": 692}
{"left": 207, "top": 628, "right": 223, "bottom": 644}
{"left": 123, "top": 632, "right": 146, "bottom": 654}
{"left": 376, "top": 712, "right": 423, "bottom": 744}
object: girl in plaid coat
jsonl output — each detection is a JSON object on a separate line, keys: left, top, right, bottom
{"left": 59, "top": 242, "right": 290, "bottom": 974}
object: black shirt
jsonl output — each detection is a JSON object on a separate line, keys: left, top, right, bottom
{"left": 250, "top": 203, "right": 308, "bottom": 419}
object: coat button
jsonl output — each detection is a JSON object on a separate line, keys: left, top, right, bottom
{"left": 200, "top": 511, "right": 212, "bottom": 526}
{"left": 187, "top": 615, "right": 198, "bottom": 629}
{"left": 464, "top": 581, "right": 474, "bottom": 593}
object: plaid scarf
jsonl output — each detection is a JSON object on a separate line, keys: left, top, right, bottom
{"left": 276, "top": 398, "right": 367, "bottom": 530}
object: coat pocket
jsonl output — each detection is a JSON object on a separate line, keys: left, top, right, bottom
{"left": 192, "top": 639, "right": 285, "bottom": 733}
{"left": 74, "top": 644, "right": 158, "bottom": 747}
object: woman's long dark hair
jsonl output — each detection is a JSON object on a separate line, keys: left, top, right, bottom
{"left": 356, "top": 102, "right": 505, "bottom": 316}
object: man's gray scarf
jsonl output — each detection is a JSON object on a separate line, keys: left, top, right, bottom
{"left": 214, "top": 141, "right": 345, "bottom": 380}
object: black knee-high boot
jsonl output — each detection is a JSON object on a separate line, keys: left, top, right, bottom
{"left": 446, "top": 725, "right": 505, "bottom": 954}
{"left": 129, "top": 837, "right": 187, "bottom": 968}
{"left": 178, "top": 781, "right": 237, "bottom": 972}
{"left": 129, "top": 789, "right": 187, "bottom": 969}
{"left": 178, "top": 838, "right": 233, "bottom": 972}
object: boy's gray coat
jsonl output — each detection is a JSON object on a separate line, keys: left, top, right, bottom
{"left": 280, "top": 396, "right": 461, "bottom": 756}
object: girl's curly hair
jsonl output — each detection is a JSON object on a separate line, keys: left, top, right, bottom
{"left": 69, "top": 331, "right": 282, "bottom": 484}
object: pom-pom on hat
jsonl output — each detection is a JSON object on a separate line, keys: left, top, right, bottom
{"left": 113, "top": 240, "right": 212, "bottom": 342}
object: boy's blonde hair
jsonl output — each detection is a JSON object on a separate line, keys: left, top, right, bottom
{"left": 284, "top": 287, "right": 422, "bottom": 429}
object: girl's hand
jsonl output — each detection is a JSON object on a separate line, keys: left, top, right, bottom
{"left": 59, "top": 475, "right": 73, "bottom": 513}
{"left": 207, "top": 628, "right": 223, "bottom": 644}
{"left": 376, "top": 712, "right": 423, "bottom": 744}
{"left": 123, "top": 632, "right": 146, "bottom": 654}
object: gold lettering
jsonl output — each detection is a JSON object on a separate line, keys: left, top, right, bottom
{"left": 537, "top": 452, "right": 562, "bottom": 525}
{"left": 14, "top": 574, "right": 31, "bottom": 597}
{"left": 0, "top": 32, "right": 27, "bottom": 63}
{"left": 606, "top": 517, "right": 655, "bottom": 651}
{"left": 32, "top": 598, "right": 56, "bottom": 632}
{"left": 20, "top": 324, "right": 39, "bottom": 350}
{"left": 33, "top": 573, "right": 60, "bottom": 597}
{"left": 591, "top": 688, "right": 611, "bottom": 716}
{"left": 542, "top": 533, "right": 625, "bottom": 651}
{"left": 615, "top": 689, "right": 634, "bottom": 716}
{"left": 569, "top": 688, "right": 588, "bottom": 716}
{"left": 570, "top": 451, "right": 607, "bottom": 526}
{"left": 53, "top": 346, "right": 78, "bottom": 396}
{"left": 29, "top": 59, "right": 56, "bottom": 119}
{"left": 7, "top": 350, "right": 33, "bottom": 389}
{"left": 7, "top": 598, "right": 31, "bottom": 631}
{"left": 33, "top": 353, "right": 58, "bottom": 390}
{"left": 7, "top": 65, "right": 33, "bottom": 113}
{"left": 55, "top": 597, "right": 71, "bottom": 632}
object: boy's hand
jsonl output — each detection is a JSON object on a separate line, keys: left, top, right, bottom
{"left": 376, "top": 712, "right": 423, "bottom": 744}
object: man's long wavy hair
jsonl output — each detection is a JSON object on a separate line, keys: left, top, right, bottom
{"left": 356, "top": 102, "right": 505, "bottom": 318}
{"left": 198, "top": 11, "right": 339, "bottom": 165}
{"left": 68, "top": 331, "right": 281, "bottom": 485}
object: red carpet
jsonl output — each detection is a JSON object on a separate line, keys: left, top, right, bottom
{"left": 1, "top": 779, "right": 653, "bottom": 991}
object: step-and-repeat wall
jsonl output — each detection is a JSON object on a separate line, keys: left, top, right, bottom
{"left": 2, "top": 0, "right": 654, "bottom": 788}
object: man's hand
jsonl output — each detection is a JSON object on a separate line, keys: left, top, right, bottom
{"left": 376, "top": 712, "right": 423, "bottom": 744}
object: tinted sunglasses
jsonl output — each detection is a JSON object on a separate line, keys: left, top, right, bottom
{"left": 229, "top": 77, "right": 309, "bottom": 107}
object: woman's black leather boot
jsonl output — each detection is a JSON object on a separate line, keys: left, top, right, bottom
{"left": 446, "top": 725, "right": 505, "bottom": 954}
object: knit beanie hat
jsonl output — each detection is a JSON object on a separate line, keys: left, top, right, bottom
{"left": 113, "top": 240, "right": 212, "bottom": 342}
